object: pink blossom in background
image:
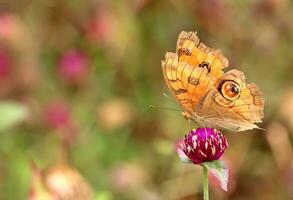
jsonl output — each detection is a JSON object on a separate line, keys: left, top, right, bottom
{"left": 0, "top": 49, "right": 11, "bottom": 78}
{"left": 0, "top": 13, "right": 23, "bottom": 42}
{"left": 86, "top": 9, "right": 114, "bottom": 43}
{"left": 43, "top": 101, "right": 79, "bottom": 144}
{"left": 43, "top": 102, "right": 71, "bottom": 129}
{"left": 0, "top": 14, "right": 14, "bottom": 40}
{"left": 58, "top": 50, "right": 89, "bottom": 82}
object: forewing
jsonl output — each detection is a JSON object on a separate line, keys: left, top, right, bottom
{"left": 162, "top": 52, "right": 194, "bottom": 112}
{"left": 162, "top": 31, "right": 228, "bottom": 112}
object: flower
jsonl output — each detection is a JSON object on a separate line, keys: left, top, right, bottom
{"left": 0, "top": 14, "right": 19, "bottom": 41}
{"left": 45, "top": 165, "right": 94, "bottom": 200}
{"left": 28, "top": 162, "right": 56, "bottom": 200}
{"left": 85, "top": 7, "right": 115, "bottom": 44}
{"left": 177, "top": 128, "right": 228, "bottom": 164}
{"left": 0, "top": 49, "right": 11, "bottom": 78}
{"left": 58, "top": 49, "right": 89, "bottom": 83}
{"left": 43, "top": 102, "right": 71, "bottom": 129}
{"left": 28, "top": 163, "right": 94, "bottom": 200}
{"left": 43, "top": 101, "right": 79, "bottom": 144}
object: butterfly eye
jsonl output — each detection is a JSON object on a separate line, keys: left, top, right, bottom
{"left": 220, "top": 80, "right": 241, "bottom": 100}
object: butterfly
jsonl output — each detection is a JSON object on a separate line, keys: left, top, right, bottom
{"left": 161, "top": 31, "right": 264, "bottom": 132}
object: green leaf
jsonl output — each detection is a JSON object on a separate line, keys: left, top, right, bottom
{"left": 0, "top": 102, "right": 28, "bottom": 131}
{"left": 203, "top": 160, "right": 229, "bottom": 191}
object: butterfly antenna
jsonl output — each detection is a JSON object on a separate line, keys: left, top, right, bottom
{"left": 149, "top": 105, "right": 182, "bottom": 112}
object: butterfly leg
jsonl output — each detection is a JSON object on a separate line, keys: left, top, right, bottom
{"left": 203, "top": 123, "right": 208, "bottom": 140}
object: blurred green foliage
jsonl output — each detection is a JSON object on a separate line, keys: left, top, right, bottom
{"left": 0, "top": 102, "right": 27, "bottom": 131}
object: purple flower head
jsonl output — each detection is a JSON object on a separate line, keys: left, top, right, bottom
{"left": 58, "top": 50, "right": 89, "bottom": 82}
{"left": 177, "top": 128, "right": 228, "bottom": 164}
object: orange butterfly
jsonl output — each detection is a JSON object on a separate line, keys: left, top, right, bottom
{"left": 162, "top": 31, "right": 264, "bottom": 131}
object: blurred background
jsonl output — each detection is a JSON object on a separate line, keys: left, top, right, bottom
{"left": 0, "top": 0, "right": 292, "bottom": 199}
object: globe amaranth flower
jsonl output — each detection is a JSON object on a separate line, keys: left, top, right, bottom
{"left": 58, "top": 49, "right": 89, "bottom": 82}
{"left": 177, "top": 128, "right": 228, "bottom": 164}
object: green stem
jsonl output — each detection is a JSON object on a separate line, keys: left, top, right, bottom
{"left": 202, "top": 165, "right": 209, "bottom": 200}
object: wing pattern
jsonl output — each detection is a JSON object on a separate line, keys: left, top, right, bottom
{"left": 162, "top": 31, "right": 228, "bottom": 112}
{"left": 161, "top": 31, "right": 264, "bottom": 131}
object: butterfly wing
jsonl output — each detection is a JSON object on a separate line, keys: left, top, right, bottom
{"left": 162, "top": 31, "right": 228, "bottom": 113}
{"left": 162, "top": 31, "right": 264, "bottom": 131}
{"left": 195, "top": 70, "right": 265, "bottom": 131}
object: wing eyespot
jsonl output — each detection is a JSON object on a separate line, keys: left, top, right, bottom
{"left": 218, "top": 80, "right": 241, "bottom": 101}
